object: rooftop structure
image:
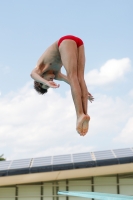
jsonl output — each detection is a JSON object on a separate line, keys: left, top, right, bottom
{"left": 0, "top": 147, "right": 133, "bottom": 186}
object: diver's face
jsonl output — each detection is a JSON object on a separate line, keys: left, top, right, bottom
{"left": 42, "top": 70, "right": 55, "bottom": 89}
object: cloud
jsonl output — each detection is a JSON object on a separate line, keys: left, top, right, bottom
{"left": 0, "top": 80, "right": 133, "bottom": 160}
{"left": 34, "top": 145, "right": 94, "bottom": 158}
{"left": 85, "top": 58, "right": 131, "bottom": 86}
{"left": 114, "top": 117, "right": 133, "bottom": 143}
{"left": 0, "top": 83, "right": 91, "bottom": 159}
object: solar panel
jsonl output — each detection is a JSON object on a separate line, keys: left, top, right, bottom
{"left": 113, "top": 148, "right": 133, "bottom": 158}
{"left": 53, "top": 154, "right": 72, "bottom": 165}
{"left": 32, "top": 156, "right": 52, "bottom": 167}
{"left": 94, "top": 150, "right": 115, "bottom": 160}
{"left": 1, "top": 147, "right": 133, "bottom": 175}
{"left": 9, "top": 158, "right": 31, "bottom": 169}
{"left": 0, "top": 161, "right": 11, "bottom": 171}
{"left": 73, "top": 152, "right": 92, "bottom": 163}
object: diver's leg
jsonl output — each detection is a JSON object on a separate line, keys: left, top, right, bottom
{"left": 77, "top": 45, "right": 90, "bottom": 135}
{"left": 59, "top": 40, "right": 89, "bottom": 135}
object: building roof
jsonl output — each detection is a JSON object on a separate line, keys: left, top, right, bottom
{"left": 0, "top": 147, "right": 133, "bottom": 186}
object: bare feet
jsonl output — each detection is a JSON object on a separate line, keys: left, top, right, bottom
{"left": 76, "top": 114, "right": 90, "bottom": 136}
{"left": 82, "top": 115, "right": 90, "bottom": 136}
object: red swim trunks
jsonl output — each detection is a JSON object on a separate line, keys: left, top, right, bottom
{"left": 58, "top": 35, "right": 83, "bottom": 47}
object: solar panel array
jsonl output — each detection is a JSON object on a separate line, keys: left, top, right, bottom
{"left": 0, "top": 148, "right": 133, "bottom": 171}
{"left": 53, "top": 154, "right": 72, "bottom": 165}
{"left": 9, "top": 159, "right": 31, "bottom": 169}
{"left": 94, "top": 150, "right": 115, "bottom": 160}
{"left": 0, "top": 160, "right": 11, "bottom": 171}
{"left": 113, "top": 148, "right": 133, "bottom": 158}
{"left": 32, "top": 156, "right": 52, "bottom": 167}
{"left": 73, "top": 152, "right": 92, "bottom": 163}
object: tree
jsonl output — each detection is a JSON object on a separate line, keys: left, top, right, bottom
{"left": 0, "top": 154, "right": 6, "bottom": 161}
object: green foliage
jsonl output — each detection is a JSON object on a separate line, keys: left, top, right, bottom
{"left": 0, "top": 154, "right": 6, "bottom": 161}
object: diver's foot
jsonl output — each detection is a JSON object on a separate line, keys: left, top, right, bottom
{"left": 76, "top": 114, "right": 90, "bottom": 136}
{"left": 82, "top": 115, "right": 90, "bottom": 136}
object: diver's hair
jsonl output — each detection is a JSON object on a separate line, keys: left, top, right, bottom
{"left": 34, "top": 81, "right": 48, "bottom": 95}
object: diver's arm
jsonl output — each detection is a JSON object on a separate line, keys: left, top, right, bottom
{"left": 55, "top": 71, "right": 70, "bottom": 85}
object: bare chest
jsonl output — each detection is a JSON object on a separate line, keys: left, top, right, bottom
{"left": 43, "top": 46, "right": 62, "bottom": 71}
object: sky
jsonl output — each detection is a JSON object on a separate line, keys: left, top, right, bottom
{"left": 0, "top": 0, "right": 133, "bottom": 160}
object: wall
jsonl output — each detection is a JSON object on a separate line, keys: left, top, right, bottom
{"left": 0, "top": 173, "right": 133, "bottom": 200}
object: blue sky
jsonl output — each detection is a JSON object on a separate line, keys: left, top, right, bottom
{"left": 0, "top": 0, "right": 133, "bottom": 160}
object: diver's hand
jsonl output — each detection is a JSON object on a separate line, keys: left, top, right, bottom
{"left": 46, "top": 81, "right": 60, "bottom": 88}
{"left": 88, "top": 92, "right": 94, "bottom": 103}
